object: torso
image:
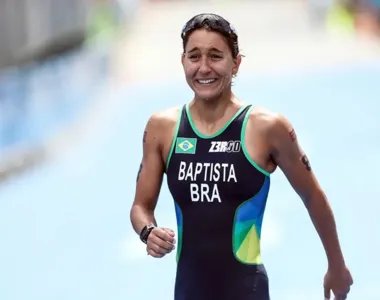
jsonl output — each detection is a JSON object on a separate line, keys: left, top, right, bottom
{"left": 159, "top": 104, "right": 276, "bottom": 173}
{"left": 159, "top": 102, "right": 275, "bottom": 299}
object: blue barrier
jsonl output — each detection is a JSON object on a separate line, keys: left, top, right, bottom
{"left": 0, "top": 46, "right": 108, "bottom": 152}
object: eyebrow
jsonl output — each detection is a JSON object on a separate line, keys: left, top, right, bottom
{"left": 187, "top": 47, "right": 224, "bottom": 53}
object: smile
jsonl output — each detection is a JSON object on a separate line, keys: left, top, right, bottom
{"left": 196, "top": 78, "right": 217, "bottom": 84}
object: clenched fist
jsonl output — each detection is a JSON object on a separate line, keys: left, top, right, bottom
{"left": 147, "top": 227, "right": 176, "bottom": 258}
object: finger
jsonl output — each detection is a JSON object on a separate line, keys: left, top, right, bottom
{"left": 152, "top": 228, "right": 176, "bottom": 244}
{"left": 334, "top": 289, "right": 348, "bottom": 300}
{"left": 148, "top": 236, "right": 175, "bottom": 253}
{"left": 334, "top": 286, "right": 350, "bottom": 300}
{"left": 163, "top": 228, "right": 175, "bottom": 237}
{"left": 156, "top": 228, "right": 176, "bottom": 244}
{"left": 163, "top": 229, "right": 176, "bottom": 244}
{"left": 150, "top": 243, "right": 173, "bottom": 255}
{"left": 147, "top": 247, "right": 164, "bottom": 258}
{"left": 334, "top": 294, "right": 347, "bottom": 300}
{"left": 337, "top": 289, "right": 350, "bottom": 300}
{"left": 324, "top": 286, "right": 331, "bottom": 299}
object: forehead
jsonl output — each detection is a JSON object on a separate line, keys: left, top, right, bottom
{"left": 185, "top": 29, "right": 229, "bottom": 52}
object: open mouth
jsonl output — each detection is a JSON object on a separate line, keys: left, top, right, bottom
{"left": 196, "top": 78, "right": 217, "bottom": 85}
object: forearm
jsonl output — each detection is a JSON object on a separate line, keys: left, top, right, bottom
{"left": 305, "top": 191, "right": 345, "bottom": 269}
{"left": 130, "top": 204, "right": 157, "bottom": 235}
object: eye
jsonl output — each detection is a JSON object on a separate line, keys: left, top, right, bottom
{"left": 188, "top": 54, "right": 200, "bottom": 60}
{"left": 210, "top": 54, "right": 223, "bottom": 60}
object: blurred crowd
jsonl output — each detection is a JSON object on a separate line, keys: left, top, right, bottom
{"left": 1, "top": 0, "right": 379, "bottom": 183}
{"left": 316, "top": 0, "right": 380, "bottom": 36}
{"left": 0, "top": 0, "right": 128, "bottom": 182}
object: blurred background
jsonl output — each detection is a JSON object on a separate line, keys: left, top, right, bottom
{"left": 0, "top": 0, "right": 379, "bottom": 299}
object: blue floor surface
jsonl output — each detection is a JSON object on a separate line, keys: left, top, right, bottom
{"left": 0, "top": 62, "right": 379, "bottom": 300}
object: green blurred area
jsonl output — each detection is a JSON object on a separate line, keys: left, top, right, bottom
{"left": 326, "top": 4, "right": 356, "bottom": 35}
{"left": 325, "top": 0, "right": 380, "bottom": 37}
{"left": 86, "top": 2, "right": 123, "bottom": 45}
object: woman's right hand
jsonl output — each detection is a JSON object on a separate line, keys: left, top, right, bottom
{"left": 146, "top": 227, "right": 176, "bottom": 258}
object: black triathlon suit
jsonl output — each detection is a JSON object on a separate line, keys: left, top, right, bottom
{"left": 166, "top": 103, "right": 271, "bottom": 300}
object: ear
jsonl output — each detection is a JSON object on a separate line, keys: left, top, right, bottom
{"left": 181, "top": 53, "right": 185, "bottom": 66}
{"left": 232, "top": 55, "right": 242, "bottom": 76}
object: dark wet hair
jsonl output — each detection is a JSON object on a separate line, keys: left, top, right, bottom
{"left": 181, "top": 13, "right": 240, "bottom": 59}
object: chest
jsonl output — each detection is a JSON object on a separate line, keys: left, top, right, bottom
{"left": 167, "top": 137, "right": 265, "bottom": 205}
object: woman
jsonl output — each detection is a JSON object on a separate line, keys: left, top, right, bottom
{"left": 130, "top": 13, "right": 353, "bottom": 300}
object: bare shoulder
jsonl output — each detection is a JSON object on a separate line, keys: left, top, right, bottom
{"left": 144, "top": 106, "right": 182, "bottom": 157}
{"left": 145, "top": 106, "right": 181, "bottom": 134}
{"left": 247, "top": 106, "right": 295, "bottom": 150}
{"left": 147, "top": 106, "right": 180, "bottom": 127}
{"left": 249, "top": 106, "right": 292, "bottom": 130}
{"left": 241, "top": 106, "right": 285, "bottom": 173}
{"left": 247, "top": 106, "right": 280, "bottom": 131}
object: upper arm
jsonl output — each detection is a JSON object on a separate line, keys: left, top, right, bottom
{"left": 270, "top": 115, "right": 323, "bottom": 203}
{"left": 132, "top": 114, "right": 165, "bottom": 211}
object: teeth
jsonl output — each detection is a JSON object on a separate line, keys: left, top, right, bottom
{"left": 198, "top": 79, "right": 216, "bottom": 84}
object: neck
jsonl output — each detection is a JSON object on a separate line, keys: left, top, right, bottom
{"left": 191, "top": 90, "right": 236, "bottom": 124}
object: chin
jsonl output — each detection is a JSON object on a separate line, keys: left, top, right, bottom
{"left": 195, "top": 92, "right": 220, "bottom": 102}
{"left": 195, "top": 87, "right": 225, "bottom": 101}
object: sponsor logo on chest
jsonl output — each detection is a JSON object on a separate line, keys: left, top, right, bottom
{"left": 208, "top": 140, "right": 241, "bottom": 153}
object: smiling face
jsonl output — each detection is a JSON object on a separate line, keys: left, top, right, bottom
{"left": 181, "top": 29, "right": 241, "bottom": 102}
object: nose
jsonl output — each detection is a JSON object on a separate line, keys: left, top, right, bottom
{"left": 198, "top": 57, "right": 212, "bottom": 74}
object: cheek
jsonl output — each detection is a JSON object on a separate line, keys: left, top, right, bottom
{"left": 215, "top": 63, "right": 234, "bottom": 77}
{"left": 184, "top": 65, "right": 196, "bottom": 78}
{"left": 219, "top": 69, "right": 233, "bottom": 83}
